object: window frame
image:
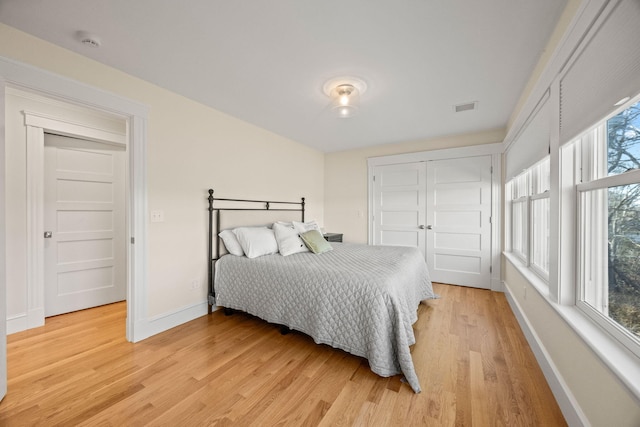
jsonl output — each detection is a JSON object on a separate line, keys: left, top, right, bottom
{"left": 506, "top": 157, "right": 551, "bottom": 282}
{"left": 568, "top": 96, "right": 640, "bottom": 359}
{"left": 529, "top": 191, "right": 550, "bottom": 280}
{"left": 510, "top": 196, "right": 529, "bottom": 263}
{"left": 576, "top": 169, "right": 640, "bottom": 358}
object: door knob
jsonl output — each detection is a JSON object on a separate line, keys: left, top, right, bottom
{"left": 418, "top": 225, "right": 425, "bottom": 229}
{"left": 44, "top": 231, "right": 52, "bottom": 238}
{"left": 426, "top": 225, "right": 433, "bottom": 230}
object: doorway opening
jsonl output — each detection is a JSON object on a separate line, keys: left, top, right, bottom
{"left": 1, "top": 74, "right": 147, "bottom": 343}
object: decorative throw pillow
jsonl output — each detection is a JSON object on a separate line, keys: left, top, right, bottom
{"left": 273, "top": 222, "right": 308, "bottom": 256}
{"left": 233, "top": 227, "right": 278, "bottom": 259}
{"left": 300, "top": 229, "right": 333, "bottom": 254}
{"left": 292, "top": 220, "right": 321, "bottom": 234}
{"left": 218, "top": 229, "right": 244, "bottom": 256}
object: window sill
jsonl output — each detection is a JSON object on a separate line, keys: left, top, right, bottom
{"left": 504, "top": 252, "right": 640, "bottom": 403}
{"left": 503, "top": 251, "right": 550, "bottom": 298}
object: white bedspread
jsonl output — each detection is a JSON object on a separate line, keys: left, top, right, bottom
{"left": 213, "top": 242, "right": 436, "bottom": 393}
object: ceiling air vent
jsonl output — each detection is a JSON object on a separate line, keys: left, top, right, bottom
{"left": 454, "top": 101, "right": 477, "bottom": 113}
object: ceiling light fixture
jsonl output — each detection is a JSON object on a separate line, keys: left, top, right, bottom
{"left": 323, "top": 77, "right": 367, "bottom": 119}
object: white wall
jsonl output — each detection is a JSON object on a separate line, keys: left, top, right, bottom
{"left": 323, "top": 129, "right": 505, "bottom": 244}
{"left": 504, "top": 263, "right": 640, "bottom": 426}
{"left": 1, "top": 23, "right": 324, "bottom": 326}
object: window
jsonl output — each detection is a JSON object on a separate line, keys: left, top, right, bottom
{"left": 502, "top": 0, "right": 640, "bottom": 401}
{"left": 509, "top": 172, "right": 529, "bottom": 261}
{"left": 575, "top": 99, "right": 640, "bottom": 354}
{"left": 530, "top": 159, "right": 550, "bottom": 279}
{"left": 507, "top": 157, "right": 550, "bottom": 279}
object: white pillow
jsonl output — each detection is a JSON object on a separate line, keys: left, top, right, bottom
{"left": 292, "top": 220, "right": 321, "bottom": 235}
{"left": 233, "top": 227, "right": 278, "bottom": 259}
{"left": 273, "top": 221, "right": 293, "bottom": 228}
{"left": 273, "top": 222, "right": 308, "bottom": 256}
{"left": 218, "top": 229, "right": 244, "bottom": 256}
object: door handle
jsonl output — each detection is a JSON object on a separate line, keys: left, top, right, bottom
{"left": 426, "top": 225, "right": 433, "bottom": 230}
{"left": 418, "top": 225, "right": 425, "bottom": 229}
{"left": 44, "top": 231, "right": 52, "bottom": 238}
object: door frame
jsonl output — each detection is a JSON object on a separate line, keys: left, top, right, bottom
{"left": 367, "top": 143, "right": 503, "bottom": 291}
{"left": 38, "top": 115, "right": 128, "bottom": 317}
{"left": 0, "top": 56, "right": 148, "bottom": 342}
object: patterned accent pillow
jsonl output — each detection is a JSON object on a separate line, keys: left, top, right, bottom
{"left": 292, "top": 220, "right": 321, "bottom": 234}
{"left": 273, "top": 222, "right": 309, "bottom": 256}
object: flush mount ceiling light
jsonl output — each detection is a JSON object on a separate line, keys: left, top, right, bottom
{"left": 323, "top": 77, "right": 367, "bottom": 118}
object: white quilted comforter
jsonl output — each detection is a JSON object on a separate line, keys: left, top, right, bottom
{"left": 213, "top": 242, "right": 436, "bottom": 393}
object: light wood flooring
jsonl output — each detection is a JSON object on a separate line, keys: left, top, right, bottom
{"left": 1, "top": 283, "right": 566, "bottom": 426}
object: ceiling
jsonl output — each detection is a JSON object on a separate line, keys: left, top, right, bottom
{"left": 0, "top": 0, "right": 567, "bottom": 152}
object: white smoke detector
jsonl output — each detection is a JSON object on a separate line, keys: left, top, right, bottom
{"left": 76, "top": 31, "right": 101, "bottom": 48}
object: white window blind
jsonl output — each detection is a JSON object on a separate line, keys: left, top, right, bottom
{"left": 505, "top": 92, "right": 550, "bottom": 180}
{"left": 559, "top": 0, "right": 640, "bottom": 144}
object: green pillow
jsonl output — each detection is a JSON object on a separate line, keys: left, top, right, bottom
{"left": 300, "top": 230, "right": 333, "bottom": 254}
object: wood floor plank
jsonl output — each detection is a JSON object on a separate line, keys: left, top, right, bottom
{"left": 367, "top": 389, "right": 398, "bottom": 426}
{"left": 316, "top": 377, "right": 376, "bottom": 427}
{"left": 0, "top": 284, "right": 567, "bottom": 426}
{"left": 470, "top": 350, "right": 490, "bottom": 426}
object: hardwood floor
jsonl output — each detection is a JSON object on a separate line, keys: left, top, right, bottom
{"left": 1, "top": 283, "right": 566, "bottom": 426}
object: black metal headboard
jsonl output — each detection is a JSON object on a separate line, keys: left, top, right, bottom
{"left": 207, "top": 188, "right": 305, "bottom": 312}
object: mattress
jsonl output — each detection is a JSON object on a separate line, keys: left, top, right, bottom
{"left": 213, "top": 242, "right": 436, "bottom": 393}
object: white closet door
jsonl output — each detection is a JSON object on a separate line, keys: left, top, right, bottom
{"left": 44, "top": 134, "right": 126, "bottom": 317}
{"left": 426, "top": 156, "right": 492, "bottom": 288}
{"left": 372, "top": 162, "right": 427, "bottom": 255}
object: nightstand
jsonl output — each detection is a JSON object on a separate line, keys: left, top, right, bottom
{"left": 323, "top": 233, "right": 343, "bottom": 243}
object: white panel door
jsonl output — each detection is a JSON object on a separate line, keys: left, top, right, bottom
{"left": 426, "top": 156, "right": 491, "bottom": 288}
{"left": 44, "top": 134, "right": 126, "bottom": 317}
{"left": 372, "top": 162, "right": 426, "bottom": 254}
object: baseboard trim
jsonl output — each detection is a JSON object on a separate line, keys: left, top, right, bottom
{"left": 7, "top": 313, "right": 26, "bottom": 335}
{"left": 503, "top": 282, "right": 588, "bottom": 427}
{"left": 7, "top": 307, "right": 45, "bottom": 335}
{"left": 131, "top": 301, "right": 213, "bottom": 342}
{"left": 28, "top": 307, "right": 45, "bottom": 329}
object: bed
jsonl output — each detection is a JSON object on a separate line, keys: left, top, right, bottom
{"left": 207, "top": 189, "right": 436, "bottom": 393}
